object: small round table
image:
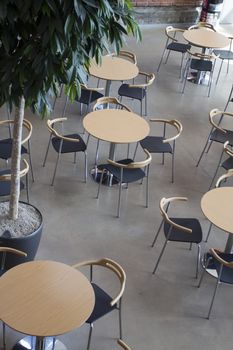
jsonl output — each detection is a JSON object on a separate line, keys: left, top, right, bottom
{"left": 83, "top": 109, "right": 150, "bottom": 184}
{"left": 201, "top": 187, "right": 233, "bottom": 253}
{"left": 0, "top": 260, "right": 95, "bottom": 350}
{"left": 183, "top": 29, "right": 230, "bottom": 50}
{"left": 89, "top": 55, "right": 139, "bottom": 95}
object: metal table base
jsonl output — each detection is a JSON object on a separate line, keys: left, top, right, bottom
{"left": 13, "top": 336, "right": 66, "bottom": 350}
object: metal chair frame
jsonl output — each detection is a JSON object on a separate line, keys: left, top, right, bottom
{"left": 72, "top": 258, "right": 126, "bottom": 350}
{"left": 43, "top": 118, "right": 87, "bottom": 185}
{"left": 214, "top": 36, "right": 233, "bottom": 85}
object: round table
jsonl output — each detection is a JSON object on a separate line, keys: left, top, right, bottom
{"left": 201, "top": 187, "right": 233, "bottom": 253}
{"left": 183, "top": 29, "right": 230, "bottom": 49}
{"left": 83, "top": 109, "right": 149, "bottom": 184}
{"left": 89, "top": 55, "right": 139, "bottom": 95}
{"left": 0, "top": 260, "right": 95, "bottom": 350}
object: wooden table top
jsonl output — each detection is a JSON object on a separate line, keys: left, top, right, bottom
{"left": 183, "top": 29, "right": 230, "bottom": 49}
{"left": 83, "top": 109, "right": 150, "bottom": 144}
{"left": 89, "top": 55, "right": 139, "bottom": 81}
{"left": 0, "top": 260, "right": 95, "bottom": 337}
{"left": 201, "top": 187, "right": 233, "bottom": 234}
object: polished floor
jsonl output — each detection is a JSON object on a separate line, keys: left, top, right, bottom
{"left": 2, "top": 24, "right": 233, "bottom": 350}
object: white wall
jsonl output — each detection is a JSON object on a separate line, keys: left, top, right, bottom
{"left": 219, "top": 0, "right": 233, "bottom": 24}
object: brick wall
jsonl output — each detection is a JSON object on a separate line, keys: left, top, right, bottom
{"left": 132, "top": 0, "right": 203, "bottom": 23}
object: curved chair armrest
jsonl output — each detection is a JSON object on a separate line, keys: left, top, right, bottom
{"left": 117, "top": 340, "right": 132, "bottom": 350}
{"left": 149, "top": 118, "right": 182, "bottom": 143}
{"left": 0, "top": 119, "right": 32, "bottom": 145}
{"left": 107, "top": 149, "right": 151, "bottom": 169}
{"left": 165, "top": 26, "right": 185, "bottom": 42}
{"left": 128, "top": 72, "right": 155, "bottom": 88}
{"left": 223, "top": 141, "right": 233, "bottom": 157}
{"left": 159, "top": 197, "right": 192, "bottom": 234}
{"left": 93, "top": 97, "right": 132, "bottom": 112}
{"left": 0, "top": 159, "right": 29, "bottom": 181}
{"left": 81, "top": 84, "right": 104, "bottom": 92}
{"left": 0, "top": 247, "right": 27, "bottom": 257}
{"left": 209, "top": 109, "right": 227, "bottom": 134}
{"left": 47, "top": 118, "right": 80, "bottom": 142}
{"left": 209, "top": 248, "right": 233, "bottom": 268}
{"left": 186, "top": 50, "right": 217, "bottom": 60}
{"left": 215, "top": 168, "right": 233, "bottom": 188}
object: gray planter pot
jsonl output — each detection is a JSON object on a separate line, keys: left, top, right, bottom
{"left": 0, "top": 202, "right": 43, "bottom": 270}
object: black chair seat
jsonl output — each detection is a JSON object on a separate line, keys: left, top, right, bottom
{"left": 75, "top": 89, "right": 103, "bottom": 105}
{"left": 210, "top": 129, "right": 233, "bottom": 146}
{"left": 164, "top": 218, "right": 202, "bottom": 243}
{"left": 99, "top": 159, "right": 145, "bottom": 183}
{"left": 52, "top": 134, "right": 86, "bottom": 153}
{"left": 205, "top": 252, "right": 233, "bottom": 284}
{"left": 222, "top": 156, "right": 233, "bottom": 170}
{"left": 118, "top": 84, "right": 145, "bottom": 101}
{"left": 0, "top": 169, "right": 24, "bottom": 197}
{"left": 213, "top": 49, "right": 233, "bottom": 60}
{"left": 167, "top": 42, "right": 191, "bottom": 53}
{"left": 190, "top": 59, "right": 213, "bottom": 72}
{"left": 86, "top": 283, "right": 117, "bottom": 324}
{"left": 140, "top": 136, "right": 172, "bottom": 154}
{"left": 0, "top": 138, "right": 28, "bottom": 159}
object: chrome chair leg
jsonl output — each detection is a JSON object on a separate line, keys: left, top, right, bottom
{"left": 196, "top": 244, "right": 201, "bottom": 279}
{"left": 205, "top": 223, "right": 213, "bottom": 242}
{"left": 74, "top": 152, "right": 77, "bottom": 164}
{"left": 145, "top": 166, "right": 150, "bottom": 208}
{"left": 152, "top": 237, "right": 169, "bottom": 274}
{"left": 94, "top": 140, "right": 100, "bottom": 166}
{"left": 2, "top": 322, "right": 6, "bottom": 350}
{"left": 117, "top": 170, "right": 123, "bottom": 218}
{"left": 43, "top": 134, "right": 52, "bottom": 167}
{"left": 26, "top": 173, "right": 30, "bottom": 203}
{"left": 196, "top": 134, "right": 212, "bottom": 167}
{"left": 133, "top": 142, "right": 139, "bottom": 160}
{"left": 84, "top": 151, "right": 87, "bottom": 183}
{"left": 209, "top": 149, "right": 224, "bottom": 190}
{"left": 96, "top": 170, "right": 104, "bottom": 199}
{"left": 171, "top": 152, "right": 175, "bottom": 183}
{"left": 87, "top": 324, "right": 93, "bottom": 350}
{"left": 215, "top": 60, "right": 223, "bottom": 85}
{"left": 51, "top": 150, "right": 61, "bottom": 186}
{"left": 151, "top": 219, "right": 164, "bottom": 247}
{"left": 118, "top": 299, "right": 123, "bottom": 339}
{"left": 198, "top": 255, "right": 211, "bottom": 288}
{"left": 157, "top": 46, "right": 167, "bottom": 73}
{"left": 207, "top": 264, "right": 223, "bottom": 319}
{"left": 27, "top": 140, "right": 35, "bottom": 182}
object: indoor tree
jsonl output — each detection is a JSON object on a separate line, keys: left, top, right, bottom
{"left": 0, "top": 0, "right": 140, "bottom": 221}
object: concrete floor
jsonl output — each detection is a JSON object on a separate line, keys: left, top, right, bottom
{"left": 2, "top": 24, "right": 233, "bottom": 350}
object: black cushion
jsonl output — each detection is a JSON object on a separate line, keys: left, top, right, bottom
{"left": 190, "top": 59, "right": 213, "bottom": 72}
{"left": 140, "top": 136, "right": 172, "bottom": 154}
{"left": 118, "top": 84, "right": 146, "bottom": 101}
{"left": 167, "top": 42, "right": 191, "bottom": 53}
{"left": 86, "top": 283, "right": 117, "bottom": 324}
{"left": 0, "top": 138, "right": 28, "bottom": 160}
{"left": 75, "top": 89, "right": 103, "bottom": 105}
{"left": 164, "top": 218, "right": 202, "bottom": 243}
{"left": 51, "top": 134, "right": 86, "bottom": 153}
{"left": 210, "top": 129, "right": 233, "bottom": 146}
{"left": 0, "top": 169, "right": 24, "bottom": 197}
{"left": 205, "top": 252, "right": 233, "bottom": 284}
{"left": 213, "top": 49, "right": 233, "bottom": 60}
{"left": 98, "top": 158, "right": 145, "bottom": 183}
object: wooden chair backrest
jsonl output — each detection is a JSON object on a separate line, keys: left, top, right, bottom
{"left": 0, "top": 159, "right": 29, "bottom": 181}
{"left": 209, "top": 109, "right": 233, "bottom": 133}
{"left": 116, "top": 50, "right": 137, "bottom": 65}
{"left": 0, "top": 119, "right": 32, "bottom": 145}
{"left": 215, "top": 168, "right": 233, "bottom": 188}
{"left": 0, "top": 247, "right": 27, "bottom": 273}
{"left": 149, "top": 118, "right": 183, "bottom": 143}
{"left": 73, "top": 258, "right": 126, "bottom": 306}
{"left": 209, "top": 248, "right": 233, "bottom": 268}
{"left": 159, "top": 197, "right": 192, "bottom": 233}
{"left": 93, "top": 97, "right": 132, "bottom": 112}
{"left": 187, "top": 50, "right": 217, "bottom": 61}
{"left": 107, "top": 149, "right": 151, "bottom": 169}
{"left": 80, "top": 83, "right": 104, "bottom": 92}
{"left": 128, "top": 72, "right": 155, "bottom": 88}
{"left": 165, "top": 26, "right": 185, "bottom": 42}
{"left": 46, "top": 118, "right": 80, "bottom": 143}
{"left": 188, "top": 22, "right": 216, "bottom": 32}
{"left": 117, "top": 340, "right": 131, "bottom": 350}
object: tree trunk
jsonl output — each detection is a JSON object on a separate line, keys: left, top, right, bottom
{"left": 9, "top": 96, "right": 25, "bottom": 220}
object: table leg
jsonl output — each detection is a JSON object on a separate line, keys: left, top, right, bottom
{"left": 105, "top": 80, "right": 111, "bottom": 96}
{"left": 12, "top": 336, "right": 66, "bottom": 350}
{"left": 187, "top": 47, "right": 210, "bottom": 86}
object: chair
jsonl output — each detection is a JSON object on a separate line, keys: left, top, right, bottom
{"left": 91, "top": 97, "right": 132, "bottom": 164}
{"left": 205, "top": 169, "right": 233, "bottom": 242}
{"left": 198, "top": 248, "right": 233, "bottom": 319}
{"left": 0, "top": 119, "right": 34, "bottom": 182}
{"left": 213, "top": 36, "right": 233, "bottom": 84}
{"left": 134, "top": 118, "right": 183, "bottom": 183}
{"left": 0, "top": 159, "right": 30, "bottom": 203}
{"left": 117, "top": 340, "right": 131, "bottom": 350}
{"left": 118, "top": 72, "right": 155, "bottom": 117}
{"left": 0, "top": 247, "right": 27, "bottom": 350}
{"left": 209, "top": 141, "right": 233, "bottom": 189}
{"left": 96, "top": 149, "right": 151, "bottom": 218}
{"left": 42, "top": 118, "right": 87, "bottom": 185}
{"left": 182, "top": 50, "right": 217, "bottom": 97}
{"left": 157, "top": 26, "right": 191, "bottom": 77}
{"left": 152, "top": 197, "right": 203, "bottom": 277}
{"left": 72, "top": 258, "right": 126, "bottom": 350}
{"left": 196, "top": 109, "right": 233, "bottom": 169}
{"left": 188, "top": 22, "right": 216, "bottom": 31}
